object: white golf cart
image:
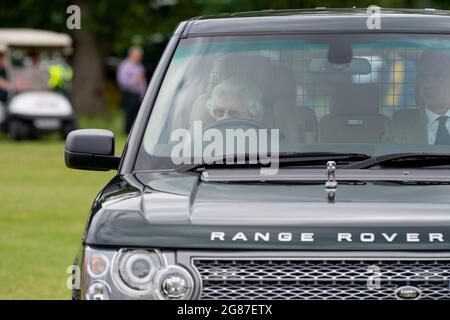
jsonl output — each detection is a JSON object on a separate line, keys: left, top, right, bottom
{"left": 0, "top": 29, "right": 76, "bottom": 140}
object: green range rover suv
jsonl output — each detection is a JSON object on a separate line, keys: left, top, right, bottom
{"left": 65, "top": 8, "right": 450, "bottom": 300}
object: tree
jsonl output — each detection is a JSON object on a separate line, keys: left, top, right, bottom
{"left": 0, "top": 0, "right": 443, "bottom": 116}
{"left": 71, "top": 0, "right": 107, "bottom": 116}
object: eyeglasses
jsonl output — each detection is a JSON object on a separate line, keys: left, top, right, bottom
{"left": 210, "top": 107, "right": 242, "bottom": 120}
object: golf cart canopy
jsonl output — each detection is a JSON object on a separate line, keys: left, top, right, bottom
{"left": 0, "top": 29, "right": 72, "bottom": 52}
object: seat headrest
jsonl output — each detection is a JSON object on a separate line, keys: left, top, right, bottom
{"left": 271, "top": 67, "right": 296, "bottom": 102}
{"left": 216, "top": 54, "right": 274, "bottom": 82}
{"left": 214, "top": 55, "right": 297, "bottom": 103}
{"left": 330, "top": 83, "right": 380, "bottom": 116}
{"left": 212, "top": 55, "right": 274, "bottom": 108}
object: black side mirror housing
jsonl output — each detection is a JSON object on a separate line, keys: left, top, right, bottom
{"left": 65, "top": 129, "right": 120, "bottom": 171}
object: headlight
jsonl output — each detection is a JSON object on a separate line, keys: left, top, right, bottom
{"left": 86, "top": 281, "right": 111, "bottom": 300}
{"left": 83, "top": 246, "right": 197, "bottom": 300}
{"left": 154, "top": 265, "right": 195, "bottom": 300}
{"left": 112, "top": 249, "right": 164, "bottom": 297}
{"left": 87, "top": 254, "right": 109, "bottom": 278}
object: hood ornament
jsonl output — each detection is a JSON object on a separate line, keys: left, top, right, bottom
{"left": 325, "top": 161, "right": 337, "bottom": 203}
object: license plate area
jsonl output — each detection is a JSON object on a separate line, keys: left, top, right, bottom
{"left": 34, "top": 118, "right": 61, "bottom": 130}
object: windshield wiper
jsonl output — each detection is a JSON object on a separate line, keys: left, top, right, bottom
{"left": 277, "top": 151, "right": 371, "bottom": 163}
{"left": 176, "top": 154, "right": 268, "bottom": 172}
{"left": 344, "top": 153, "right": 450, "bottom": 169}
{"left": 177, "top": 152, "right": 371, "bottom": 172}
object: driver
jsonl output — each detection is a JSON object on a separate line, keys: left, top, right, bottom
{"left": 205, "top": 77, "right": 264, "bottom": 123}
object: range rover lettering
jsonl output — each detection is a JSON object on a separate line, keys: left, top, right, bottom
{"left": 65, "top": 8, "right": 450, "bottom": 300}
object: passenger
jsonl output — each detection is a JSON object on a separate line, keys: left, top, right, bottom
{"left": 26, "top": 50, "right": 40, "bottom": 67}
{"left": 383, "top": 50, "right": 450, "bottom": 145}
{"left": 14, "top": 51, "right": 49, "bottom": 91}
{"left": 206, "top": 78, "right": 264, "bottom": 123}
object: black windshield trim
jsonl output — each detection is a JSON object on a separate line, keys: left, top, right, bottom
{"left": 174, "top": 152, "right": 371, "bottom": 172}
{"left": 345, "top": 153, "right": 450, "bottom": 169}
{"left": 200, "top": 168, "right": 450, "bottom": 183}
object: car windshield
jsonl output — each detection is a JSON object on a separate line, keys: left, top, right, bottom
{"left": 136, "top": 34, "right": 450, "bottom": 171}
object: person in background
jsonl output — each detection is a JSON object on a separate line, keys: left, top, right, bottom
{"left": 116, "top": 46, "right": 147, "bottom": 134}
{"left": 0, "top": 53, "right": 9, "bottom": 103}
{"left": 14, "top": 50, "right": 49, "bottom": 92}
{"left": 0, "top": 53, "right": 8, "bottom": 126}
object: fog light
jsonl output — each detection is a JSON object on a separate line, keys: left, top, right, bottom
{"left": 88, "top": 254, "right": 109, "bottom": 277}
{"left": 154, "top": 266, "right": 194, "bottom": 300}
{"left": 86, "top": 281, "right": 111, "bottom": 300}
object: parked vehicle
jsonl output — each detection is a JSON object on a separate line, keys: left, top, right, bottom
{"left": 0, "top": 29, "right": 76, "bottom": 140}
{"left": 66, "top": 8, "right": 450, "bottom": 300}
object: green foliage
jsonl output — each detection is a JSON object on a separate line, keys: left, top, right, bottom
{"left": 0, "top": 0, "right": 69, "bottom": 32}
{"left": 0, "top": 0, "right": 446, "bottom": 55}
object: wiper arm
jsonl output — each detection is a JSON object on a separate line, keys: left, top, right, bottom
{"left": 277, "top": 152, "right": 371, "bottom": 163}
{"left": 344, "top": 153, "right": 450, "bottom": 169}
{"left": 177, "top": 152, "right": 371, "bottom": 172}
{"left": 176, "top": 153, "right": 275, "bottom": 172}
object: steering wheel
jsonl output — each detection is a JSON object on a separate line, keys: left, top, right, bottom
{"left": 203, "top": 117, "right": 268, "bottom": 132}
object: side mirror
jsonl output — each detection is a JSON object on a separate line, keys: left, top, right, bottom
{"left": 65, "top": 129, "right": 120, "bottom": 171}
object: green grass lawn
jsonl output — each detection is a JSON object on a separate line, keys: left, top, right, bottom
{"left": 0, "top": 116, "right": 126, "bottom": 299}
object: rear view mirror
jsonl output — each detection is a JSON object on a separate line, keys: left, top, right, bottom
{"left": 64, "top": 129, "right": 120, "bottom": 171}
{"left": 309, "top": 57, "right": 371, "bottom": 75}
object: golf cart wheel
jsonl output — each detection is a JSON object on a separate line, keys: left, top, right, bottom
{"left": 8, "top": 120, "right": 30, "bottom": 141}
{"left": 61, "top": 121, "right": 78, "bottom": 139}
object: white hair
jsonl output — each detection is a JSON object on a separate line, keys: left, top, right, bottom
{"left": 206, "top": 78, "right": 264, "bottom": 121}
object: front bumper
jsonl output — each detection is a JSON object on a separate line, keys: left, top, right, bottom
{"left": 76, "top": 247, "right": 450, "bottom": 300}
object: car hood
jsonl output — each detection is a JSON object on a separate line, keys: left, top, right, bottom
{"left": 85, "top": 171, "right": 450, "bottom": 250}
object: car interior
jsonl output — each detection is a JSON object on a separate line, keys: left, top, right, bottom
{"left": 189, "top": 54, "right": 317, "bottom": 144}
{"left": 318, "top": 83, "right": 387, "bottom": 143}
{"left": 164, "top": 39, "right": 435, "bottom": 147}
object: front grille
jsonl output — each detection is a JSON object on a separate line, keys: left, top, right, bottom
{"left": 192, "top": 258, "right": 450, "bottom": 300}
